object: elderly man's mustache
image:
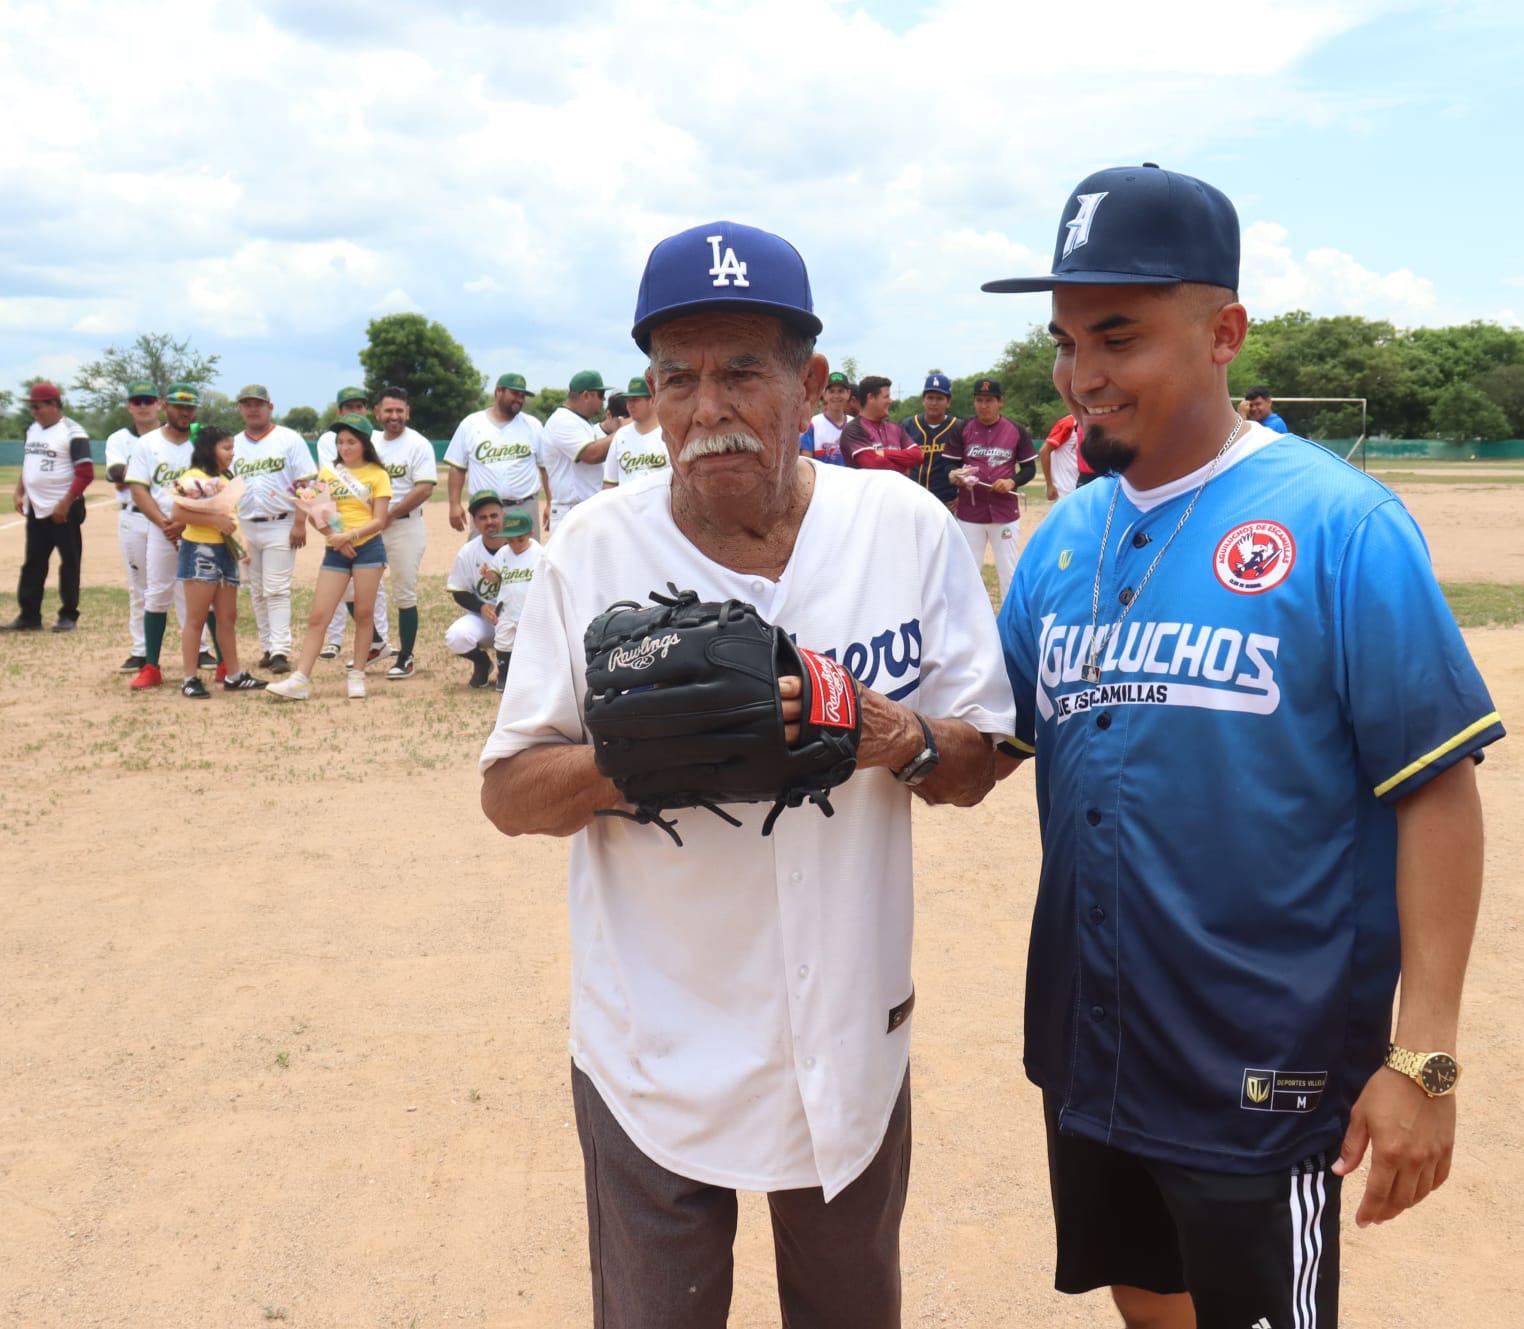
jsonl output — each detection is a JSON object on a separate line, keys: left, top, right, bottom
{"left": 677, "top": 432, "right": 765, "bottom": 464}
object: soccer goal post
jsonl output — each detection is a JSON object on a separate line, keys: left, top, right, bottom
{"left": 1260, "top": 397, "right": 1370, "bottom": 468}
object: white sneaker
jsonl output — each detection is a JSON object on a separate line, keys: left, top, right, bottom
{"left": 267, "top": 672, "right": 311, "bottom": 701}
{"left": 319, "top": 642, "right": 340, "bottom": 661}
{"left": 346, "top": 668, "right": 367, "bottom": 700}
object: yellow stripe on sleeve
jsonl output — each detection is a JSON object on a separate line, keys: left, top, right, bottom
{"left": 1373, "top": 712, "right": 1502, "bottom": 798}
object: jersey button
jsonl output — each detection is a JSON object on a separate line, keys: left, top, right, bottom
{"left": 803, "top": 1056, "right": 816, "bottom": 1070}
{"left": 1090, "top": 1005, "right": 1106, "bottom": 1020}
{"left": 1090, "top": 905, "right": 1106, "bottom": 924}
{"left": 798, "top": 964, "right": 810, "bottom": 979}
{"left": 1119, "top": 587, "right": 1134, "bottom": 605}
{"left": 1086, "top": 808, "right": 1102, "bottom": 826}
{"left": 1132, "top": 531, "right": 1151, "bottom": 548}
{"left": 1096, "top": 712, "right": 1111, "bottom": 731}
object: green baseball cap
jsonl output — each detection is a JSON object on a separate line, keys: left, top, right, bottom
{"left": 568, "top": 370, "right": 610, "bottom": 395}
{"left": 333, "top": 412, "right": 374, "bottom": 439}
{"left": 501, "top": 506, "right": 534, "bottom": 537}
{"left": 237, "top": 383, "right": 272, "bottom": 404}
{"left": 826, "top": 371, "right": 849, "bottom": 387}
{"left": 164, "top": 382, "right": 201, "bottom": 406}
{"left": 495, "top": 372, "right": 530, "bottom": 392}
{"left": 467, "top": 489, "right": 504, "bottom": 514}
{"left": 125, "top": 380, "right": 159, "bottom": 401}
{"left": 337, "top": 385, "right": 367, "bottom": 406}
{"left": 624, "top": 376, "right": 652, "bottom": 399}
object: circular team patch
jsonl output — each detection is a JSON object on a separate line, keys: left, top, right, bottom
{"left": 1213, "top": 520, "right": 1296, "bottom": 595}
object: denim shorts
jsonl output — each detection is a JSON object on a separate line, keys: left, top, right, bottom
{"left": 320, "top": 535, "right": 387, "bottom": 572}
{"left": 177, "top": 539, "right": 241, "bottom": 586}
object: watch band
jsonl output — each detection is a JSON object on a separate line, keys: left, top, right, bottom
{"left": 893, "top": 714, "right": 938, "bottom": 786}
{"left": 1385, "top": 1044, "right": 1429, "bottom": 1079}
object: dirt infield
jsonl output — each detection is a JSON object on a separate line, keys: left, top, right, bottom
{"left": 1, "top": 481, "right": 1520, "bottom": 1327}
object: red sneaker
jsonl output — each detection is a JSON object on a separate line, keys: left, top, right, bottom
{"left": 214, "top": 663, "right": 228, "bottom": 683}
{"left": 129, "top": 664, "right": 163, "bottom": 691}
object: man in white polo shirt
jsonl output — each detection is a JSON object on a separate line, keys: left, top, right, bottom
{"left": 232, "top": 384, "right": 317, "bottom": 674}
{"left": 601, "top": 376, "right": 669, "bottom": 490}
{"left": 444, "top": 372, "right": 548, "bottom": 537}
{"left": 540, "top": 369, "right": 620, "bottom": 531}
{"left": 480, "top": 222, "right": 1014, "bottom": 1327}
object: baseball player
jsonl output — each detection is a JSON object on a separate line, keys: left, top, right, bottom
{"left": 803, "top": 368, "right": 852, "bottom": 464}
{"left": 444, "top": 372, "right": 548, "bottom": 537}
{"left": 601, "top": 377, "right": 669, "bottom": 489}
{"left": 317, "top": 386, "right": 390, "bottom": 662}
{"left": 540, "top": 370, "right": 620, "bottom": 530}
{"left": 1039, "top": 413, "right": 1084, "bottom": 501}
{"left": 4, "top": 383, "right": 93, "bottom": 634}
{"left": 902, "top": 372, "right": 965, "bottom": 507}
{"left": 480, "top": 221, "right": 1014, "bottom": 1329}
{"left": 122, "top": 382, "right": 204, "bottom": 689}
{"left": 364, "top": 386, "right": 437, "bottom": 679}
{"left": 232, "top": 384, "right": 316, "bottom": 675}
{"left": 1239, "top": 385, "right": 1290, "bottom": 433}
{"left": 986, "top": 164, "right": 1503, "bottom": 1329}
{"left": 839, "top": 376, "right": 924, "bottom": 476}
{"left": 444, "top": 495, "right": 540, "bottom": 690}
{"left": 101, "top": 381, "right": 163, "bottom": 667}
{"left": 941, "top": 377, "right": 1037, "bottom": 598}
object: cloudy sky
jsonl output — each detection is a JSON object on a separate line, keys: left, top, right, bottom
{"left": 3, "top": 0, "right": 1521, "bottom": 413}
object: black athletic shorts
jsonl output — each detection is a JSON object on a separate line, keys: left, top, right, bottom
{"left": 1044, "top": 1098, "right": 1341, "bottom": 1328}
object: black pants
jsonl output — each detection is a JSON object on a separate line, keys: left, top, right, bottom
{"left": 17, "top": 500, "right": 86, "bottom": 624}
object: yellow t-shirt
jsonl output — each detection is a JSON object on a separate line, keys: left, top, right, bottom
{"left": 320, "top": 463, "right": 392, "bottom": 546}
{"left": 176, "top": 468, "right": 235, "bottom": 546}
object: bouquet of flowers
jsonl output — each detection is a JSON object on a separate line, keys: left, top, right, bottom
{"left": 172, "top": 474, "right": 247, "bottom": 560}
{"left": 290, "top": 478, "right": 343, "bottom": 534}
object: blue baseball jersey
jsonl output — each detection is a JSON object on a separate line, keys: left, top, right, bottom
{"left": 999, "top": 427, "right": 1503, "bottom": 1173}
{"left": 1262, "top": 410, "right": 1289, "bottom": 433}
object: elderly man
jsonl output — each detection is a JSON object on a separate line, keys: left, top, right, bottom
{"left": 5, "top": 383, "right": 93, "bottom": 633}
{"left": 444, "top": 372, "right": 548, "bottom": 536}
{"left": 840, "top": 376, "right": 923, "bottom": 477}
{"left": 540, "top": 370, "right": 621, "bottom": 531}
{"left": 102, "top": 381, "right": 163, "bottom": 664}
{"left": 480, "top": 221, "right": 1013, "bottom": 1328}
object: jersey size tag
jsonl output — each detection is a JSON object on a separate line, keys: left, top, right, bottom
{"left": 1241, "top": 1068, "right": 1327, "bottom": 1113}
{"left": 887, "top": 988, "right": 915, "bottom": 1033}
{"left": 799, "top": 648, "right": 858, "bottom": 730}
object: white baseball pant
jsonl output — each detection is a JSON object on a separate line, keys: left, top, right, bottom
{"left": 383, "top": 510, "right": 428, "bottom": 609}
{"left": 118, "top": 507, "right": 150, "bottom": 655}
{"left": 958, "top": 518, "right": 1020, "bottom": 599}
{"left": 243, "top": 516, "right": 298, "bottom": 656}
{"left": 445, "top": 612, "right": 494, "bottom": 656}
{"left": 143, "top": 525, "right": 189, "bottom": 628}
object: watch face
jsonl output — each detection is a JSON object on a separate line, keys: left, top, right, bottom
{"left": 1421, "top": 1054, "right": 1459, "bottom": 1095}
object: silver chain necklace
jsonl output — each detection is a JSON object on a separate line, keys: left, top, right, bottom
{"left": 1082, "top": 418, "right": 1246, "bottom": 684}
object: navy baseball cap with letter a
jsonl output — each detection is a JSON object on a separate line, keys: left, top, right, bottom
{"left": 631, "top": 221, "right": 824, "bottom": 352}
{"left": 982, "top": 163, "right": 1239, "bottom": 294}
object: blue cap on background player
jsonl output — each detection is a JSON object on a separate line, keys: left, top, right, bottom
{"left": 922, "top": 372, "right": 952, "bottom": 396}
{"left": 632, "top": 221, "right": 824, "bottom": 352}
{"left": 981, "top": 163, "right": 1239, "bottom": 294}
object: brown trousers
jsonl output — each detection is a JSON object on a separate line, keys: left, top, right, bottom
{"left": 571, "top": 1064, "right": 912, "bottom": 1329}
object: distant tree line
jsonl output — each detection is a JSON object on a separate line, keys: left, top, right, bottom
{"left": 8, "top": 312, "right": 1523, "bottom": 443}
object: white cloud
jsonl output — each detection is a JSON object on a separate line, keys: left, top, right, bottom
{"left": 1241, "top": 222, "right": 1437, "bottom": 321}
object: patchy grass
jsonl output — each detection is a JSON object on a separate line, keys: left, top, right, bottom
{"left": 1441, "top": 582, "right": 1524, "bottom": 628}
{"left": 1369, "top": 471, "right": 1524, "bottom": 487}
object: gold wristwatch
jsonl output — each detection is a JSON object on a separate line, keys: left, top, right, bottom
{"left": 1384, "top": 1043, "right": 1461, "bottom": 1097}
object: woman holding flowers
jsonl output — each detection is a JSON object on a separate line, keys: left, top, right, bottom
{"left": 170, "top": 426, "right": 266, "bottom": 698}
{"left": 268, "top": 414, "right": 391, "bottom": 701}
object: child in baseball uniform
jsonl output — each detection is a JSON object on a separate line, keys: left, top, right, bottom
{"left": 445, "top": 495, "right": 541, "bottom": 691}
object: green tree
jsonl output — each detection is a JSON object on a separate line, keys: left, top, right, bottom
{"left": 1429, "top": 382, "right": 1510, "bottom": 442}
{"left": 195, "top": 389, "right": 245, "bottom": 433}
{"left": 282, "top": 405, "right": 319, "bottom": 435}
{"left": 358, "top": 313, "right": 485, "bottom": 437}
{"left": 1474, "top": 364, "right": 1524, "bottom": 436}
{"left": 527, "top": 387, "right": 567, "bottom": 423}
{"left": 73, "top": 333, "right": 220, "bottom": 431}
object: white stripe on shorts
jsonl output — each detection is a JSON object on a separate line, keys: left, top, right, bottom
{"left": 1289, "top": 1157, "right": 1326, "bottom": 1329}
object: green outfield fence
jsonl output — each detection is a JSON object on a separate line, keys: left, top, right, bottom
{"left": 3, "top": 437, "right": 1524, "bottom": 466}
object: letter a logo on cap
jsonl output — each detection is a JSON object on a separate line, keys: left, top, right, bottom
{"left": 1062, "top": 191, "right": 1109, "bottom": 258}
{"left": 707, "top": 235, "right": 750, "bottom": 288}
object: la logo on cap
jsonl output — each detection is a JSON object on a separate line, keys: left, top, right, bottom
{"left": 707, "top": 235, "right": 749, "bottom": 289}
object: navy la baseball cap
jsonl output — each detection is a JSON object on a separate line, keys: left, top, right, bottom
{"left": 982, "top": 164, "right": 1239, "bottom": 294}
{"left": 923, "top": 372, "right": 952, "bottom": 396}
{"left": 632, "top": 220, "right": 823, "bottom": 353}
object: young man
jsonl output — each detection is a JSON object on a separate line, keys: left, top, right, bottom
{"left": 371, "top": 386, "right": 438, "bottom": 679}
{"left": 540, "top": 370, "right": 620, "bottom": 531}
{"left": 839, "top": 376, "right": 923, "bottom": 477}
{"left": 804, "top": 369, "right": 852, "bottom": 464}
{"left": 124, "top": 383, "right": 200, "bottom": 688}
{"left": 5, "top": 383, "right": 93, "bottom": 633}
{"left": 314, "top": 386, "right": 370, "bottom": 468}
{"left": 942, "top": 378, "right": 1037, "bottom": 599}
{"left": 102, "top": 381, "right": 163, "bottom": 667}
{"left": 985, "top": 164, "right": 1501, "bottom": 1329}
{"left": 444, "top": 372, "right": 547, "bottom": 536}
{"left": 443, "top": 494, "right": 540, "bottom": 691}
{"left": 232, "top": 384, "right": 317, "bottom": 675}
{"left": 902, "top": 371, "right": 965, "bottom": 507}
{"left": 1239, "top": 386, "right": 1289, "bottom": 433}
{"left": 601, "top": 377, "right": 669, "bottom": 489}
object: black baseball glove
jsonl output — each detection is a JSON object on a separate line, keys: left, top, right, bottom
{"left": 583, "top": 585, "right": 861, "bottom": 845}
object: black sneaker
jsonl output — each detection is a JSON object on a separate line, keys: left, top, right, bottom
{"left": 495, "top": 671, "right": 508, "bottom": 694}
{"left": 222, "top": 671, "right": 268, "bottom": 691}
{"left": 258, "top": 650, "right": 273, "bottom": 669}
{"left": 181, "top": 676, "right": 211, "bottom": 699}
{"left": 467, "top": 650, "right": 493, "bottom": 689}
{"left": 198, "top": 650, "right": 217, "bottom": 668}
{"left": 52, "top": 618, "right": 78, "bottom": 633}
{"left": 120, "top": 654, "right": 147, "bottom": 672}
{"left": 267, "top": 654, "right": 291, "bottom": 675}
{"left": 1, "top": 617, "right": 43, "bottom": 632}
